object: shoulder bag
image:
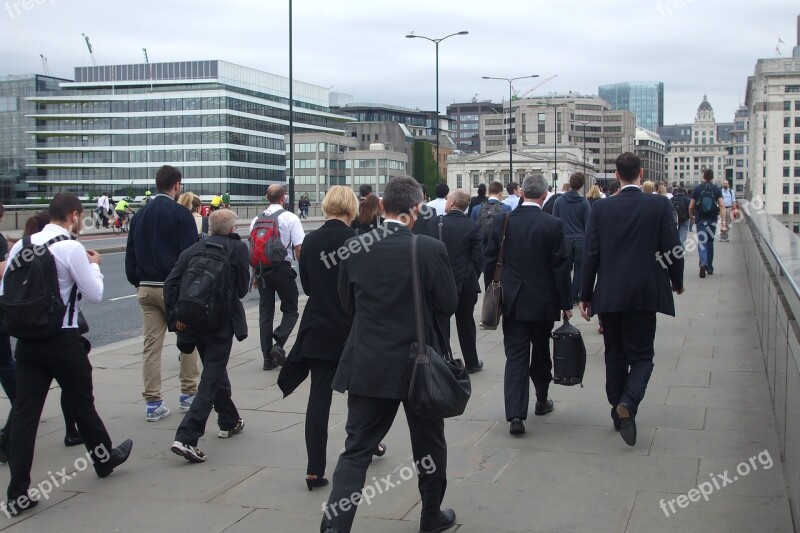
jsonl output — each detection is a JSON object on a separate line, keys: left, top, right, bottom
{"left": 408, "top": 235, "right": 471, "bottom": 419}
{"left": 480, "top": 213, "right": 510, "bottom": 330}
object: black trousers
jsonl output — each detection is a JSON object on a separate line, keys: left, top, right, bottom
{"left": 175, "top": 334, "right": 239, "bottom": 446}
{"left": 7, "top": 330, "right": 113, "bottom": 501}
{"left": 600, "top": 311, "right": 657, "bottom": 415}
{"left": 502, "top": 319, "right": 554, "bottom": 420}
{"left": 442, "top": 287, "right": 479, "bottom": 370}
{"left": 321, "top": 395, "right": 448, "bottom": 533}
{"left": 257, "top": 262, "right": 299, "bottom": 360}
{"left": 305, "top": 358, "right": 338, "bottom": 477}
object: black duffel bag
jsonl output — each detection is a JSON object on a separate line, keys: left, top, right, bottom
{"left": 408, "top": 235, "right": 471, "bottom": 419}
{"left": 552, "top": 317, "right": 586, "bottom": 387}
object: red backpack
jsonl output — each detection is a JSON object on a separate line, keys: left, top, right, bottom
{"left": 249, "top": 209, "right": 288, "bottom": 271}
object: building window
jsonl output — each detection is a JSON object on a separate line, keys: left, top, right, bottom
{"left": 786, "top": 150, "right": 792, "bottom": 161}
{"left": 783, "top": 202, "right": 790, "bottom": 214}
{"left": 786, "top": 134, "right": 792, "bottom": 144}
{"left": 796, "top": 101, "right": 800, "bottom": 111}
{"left": 796, "top": 117, "right": 800, "bottom": 128}
{"left": 794, "top": 183, "right": 800, "bottom": 195}
{"left": 796, "top": 167, "right": 800, "bottom": 177}
{"left": 795, "top": 203, "right": 800, "bottom": 215}
{"left": 785, "top": 101, "right": 792, "bottom": 111}
{"left": 786, "top": 117, "right": 793, "bottom": 127}
{"left": 796, "top": 134, "right": 800, "bottom": 144}
{"left": 784, "top": 183, "right": 791, "bottom": 194}
{"left": 456, "top": 174, "right": 463, "bottom": 188}
{"left": 472, "top": 173, "right": 480, "bottom": 188}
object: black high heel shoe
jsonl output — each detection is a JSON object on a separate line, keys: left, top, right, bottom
{"left": 374, "top": 443, "right": 387, "bottom": 457}
{"left": 306, "top": 476, "right": 329, "bottom": 491}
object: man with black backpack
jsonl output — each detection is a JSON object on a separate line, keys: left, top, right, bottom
{"left": 671, "top": 187, "right": 691, "bottom": 248}
{"left": 165, "top": 209, "right": 249, "bottom": 463}
{"left": 470, "top": 181, "right": 511, "bottom": 248}
{"left": 689, "top": 169, "right": 726, "bottom": 278}
{"left": 1, "top": 193, "right": 133, "bottom": 516}
{"left": 250, "top": 184, "right": 304, "bottom": 370}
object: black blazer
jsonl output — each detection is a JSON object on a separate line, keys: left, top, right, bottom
{"left": 290, "top": 219, "right": 355, "bottom": 362}
{"left": 411, "top": 204, "right": 438, "bottom": 235}
{"left": 581, "top": 186, "right": 684, "bottom": 316}
{"left": 484, "top": 205, "right": 572, "bottom": 321}
{"left": 332, "top": 223, "right": 458, "bottom": 400}
{"left": 351, "top": 215, "right": 384, "bottom": 235}
{"left": 163, "top": 234, "right": 249, "bottom": 340}
{"left": 423, "top": 211, "right": 482, "bottom": 294}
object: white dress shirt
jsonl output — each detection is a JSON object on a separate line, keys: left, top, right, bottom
{"left": 249, "top": 204, "right": 306, "bottom": 263}
{"left": 96, "top": 195, "right": 109, "bottom": 211}
{"left": 503, "top": 195, "right": 520, "bottom": 209}
{"left": 1, "top": 224, "right": 103, "bottom": 328}
{"left": 426, "top": 198, "right": 447, "bottom": 216}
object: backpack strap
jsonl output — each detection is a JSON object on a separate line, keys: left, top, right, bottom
{"left": 438, "top": 215, "right": 444, "bottom": 241}
{"left": 42, "top": 234, "right": 78, "bottom": 327}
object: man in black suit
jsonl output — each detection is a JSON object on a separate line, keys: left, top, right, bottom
{"left": 424, "top": 189, "right": 484, "bottom": 373}
{"left": 321, "top": 176, "right": 459, "bottom": 533}
{"left": 580, "top": 152, "right": 684, "bottom": 447}
{"left": 485, "top": 174, "right": 572, "bottom": 436}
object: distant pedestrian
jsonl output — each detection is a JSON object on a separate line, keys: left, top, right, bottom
{"left": 96, "top": 192, "right": 110, "bottom": 228}
{"left": 350, "top": 194, "right": 384, "bottom": 235}
{"left": 552, "top": 172, "right": 591, "bottom": 306}
{"left": 671, "top": 187, "right": 691, "bottom": 248}
{"left": 222, "top": 190, "right": 231, "bottom": 208}
{"left": 471, "top": 181, "right": 511, "bottom": 248}
{"left": 358, "top": 184, "right": 373, "bottom": 202}
{"left": 720, "top": 180, "right": 736, "bottom": 242}
{"left": 502, "top": 182, "right": 521, "bottom": 210}
{"left": 426, "top": 182, "right": 449, "bottom": 215}
{"left": 586, "top": 184, "right": 603, "bottom": 206}
{"left": 689, "top": 169, "right": 726, "bottom": 278}
{"left": 467, "top": 183, "right": 487, "bottom": 216}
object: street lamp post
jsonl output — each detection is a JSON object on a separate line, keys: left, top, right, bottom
{"left": 572, "top": 119, "right": 593, "bottom": 194}
{"left": 546, "top": 102, "right": 567, "bottom": 189}
{"left": 482, "top": 74, "right": 538, "bottom": 182}
{"left": 406, "top": 31, "right": 469, "bottom": 181}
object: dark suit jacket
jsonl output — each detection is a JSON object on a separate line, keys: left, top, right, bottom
{"left": 484, "top": 205, "right": 572, "bottom": 321}
{"left": 423, "top": 210, "right": 482, "bottom": 294}
{"left": 332, "top": 222, "right": 459, "bottom": 400}
{"left": 581, "top": 186, "right": 684, "bottom": 316}
{"left": 163, "top": 233, "right": 249, "bottom": 340}
{"left": 411, "top": 204, "right": 438, "bottom": 235}
{"left": 291, "top": 219, "right": 355, "bottom": 362}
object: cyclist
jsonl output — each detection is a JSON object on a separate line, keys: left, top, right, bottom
{"left": 142, "top": 190, "right": 152, "bottom": 206}
{"left": 114, "top": 198, "right": 131, "bottom": 231}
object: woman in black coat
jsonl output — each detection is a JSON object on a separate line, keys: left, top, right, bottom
{"left": 350, "top": 194, "right": 383, "bottom": 235}
{"left": 280, "top": 186, "right": 385, "bottom": 491}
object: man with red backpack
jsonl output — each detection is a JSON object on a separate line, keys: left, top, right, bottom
{"left": 250, "top": 185, "right": 304, "bottom": 370}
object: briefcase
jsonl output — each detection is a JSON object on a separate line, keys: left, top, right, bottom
{"left": 552, "top": 318, "right": 586, "bottom": 387}
{"left": 479, "top": 213, "right": 510, "bottom": 330}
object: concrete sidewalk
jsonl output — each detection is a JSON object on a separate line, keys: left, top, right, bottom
{"left": 0, "top": 223, "right": 792, "bottom": 532}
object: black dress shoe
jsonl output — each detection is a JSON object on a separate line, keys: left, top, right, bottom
{"left": 616, "top": 404, "right": 636, "bottom": 446}
{"left": 262, "top": 357, "right": 276, "bottom": 371}
{"left": 96, "top": 439, "right": 133, "bottom": 478}
{"left": 534, "top": 398, "right": 554, "bottom": 416}
{"left": 466, "top": 361, "right": 484, "bottom": 374}
{"left": 509, "top": 418, "right": 525, "bottom": 435}
{"left": 420, "top": 508, "right": 456, "bottom": 533}
{"left": 64, "top": 434, "right": 84, "bottom": 447}
{"left": 305, "top": 476, "right": 329, "bottom": 491}
{"left": 611, "top": 406, "right": 621, "bottom": 432}
{"left": 6, "top": 495, "right": 38, "bottom": 516}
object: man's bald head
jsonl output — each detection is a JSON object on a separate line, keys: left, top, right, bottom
{"left": 447, "top": 189, "right": 470, "bottom": 212}
{"left": 266, "top": 184, "right": 286, "bottom": 204}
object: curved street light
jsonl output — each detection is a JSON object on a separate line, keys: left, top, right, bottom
{"left": 406, "top": 31, "right": 469, "bottom": 181}
{"left": 482, "top": 75, "right": 539, "bottom": 181}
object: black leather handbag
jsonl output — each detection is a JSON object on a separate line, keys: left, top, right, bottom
{"left": 480, "top": 213, "right": 510, "bottom": 330}
{"left": 408, "top": 235, "right": 471, "bottom": 419}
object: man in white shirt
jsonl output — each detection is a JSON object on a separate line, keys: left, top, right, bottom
{"left": 720, "top": 180, "right": 736, "bottom": 242}
{"left": 250, "top": 184, "right": 305, "bottom": 370}
{"left": 0, "top": 193, "right": 133, "bottom": 516}
{"left": 426, "top": 183, "right": 449, "bottom": 216}
{"left": 96, "top": 192, "right": 110, "bottom": 228}
{"left": 502, "top": 182, "right": 521, "bottom": 210}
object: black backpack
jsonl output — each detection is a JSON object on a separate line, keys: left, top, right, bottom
{"left": 699, "top": 183, "right": 718, "bottom": 216}
{"left": 478, "top": 201, "right": 504, "bottom": 241}
{"left": 672, "top": 196, "right": 690, "bottom": 224}
{"left": 1, "top": 235, "right": 77, "bottom": 340}
{"left": 175, "top": 240, "right": 232, "bottom": 330}
{"left": 552, "top": 318, "right": 587, "bottom": 387}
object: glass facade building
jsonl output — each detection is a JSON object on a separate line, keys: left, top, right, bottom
{"left": 28, "top": 60, "right": 351, "bottom": 201}
{"left": 599, "top": 81, "right": 664, "bottom": 132}
{"left": 0, "top": 74, "right": 70, "bottom": 202}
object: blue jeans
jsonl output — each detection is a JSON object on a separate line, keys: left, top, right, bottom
{"left": 566, "top": 238, "right": 584, "bottom": 302}
{"left": 697, "top": 219, "right": 717, "bottom": 272}
{"left": 678, "top": 220, "right": 690, "bottom": 249}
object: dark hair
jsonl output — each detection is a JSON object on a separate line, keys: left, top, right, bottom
{"left": 506, "top": 182, "right": 519, "bottom": 196}
{"left": 608, "top": 180, "right": 621, "bottom": 195}
{"left": 156, "top": 165, "right": 182, "bottom": 193}
{"left": 359, "top": 184, "right": 373, "bottom": 199}
{"left": 23, "top": 210, "right": 51, "bottom": 237}
{"left": 569, "top": 172, "right": 586, "bottom": 191}
{"left": 477, "top": 183, "right": 487, "bottom": 196}
{"left": 357, "top": 194, "right": 381, "bottom": 226}
{"left": 615, "top": 152, "right": 641, "bottom": 182}
{"left": 703, "top": 169, "right": 714, "bottom": 181}
{"left": 434, "top": 182, "right": 449, "bottom": 199}
{"left": 49, "top": 192, "right": 83, "bottom": 222}
{"left": 488, "top": 181, "right": 503, "bottom": 195}
{"left": 382, "top": 176, "right": 422, "bottom": 216}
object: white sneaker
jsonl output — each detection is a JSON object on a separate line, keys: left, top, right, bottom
{"left": 179, "top": 394, "right": 195, "bottom": 411}
{"left": 146, "top": 400, "right": 170, "bottom": 422}
{"left": 218, "top": 419, "right": 245, "bottom": 439}
{"left": 171, "top": 441, "right": 207, "bottom": 462}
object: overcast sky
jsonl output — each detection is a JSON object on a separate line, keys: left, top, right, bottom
{"left": 1, "top": 0, "right": 796, "bottom": 125}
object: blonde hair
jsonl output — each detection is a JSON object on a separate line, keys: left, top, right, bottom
{"left": 586, "top": 184, "right": 602, "bottom": 199}
{"left": 657, "top": 184, "right": 667, "bottom": 196}
{"left": 177, "top": 192, "right": 194, "bottom": 210}
{"left": 642, "top": 181, "right": 655, "bottom": 194}
{"left": 322, "top": 185, "right": 358, "bottom": 219}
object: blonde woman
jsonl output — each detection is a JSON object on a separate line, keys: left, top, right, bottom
{"left": 642, "top": 181, "right": 655, "bottom": 194}
{"left": 278, "top": 186, "right": 386, "bottom": 491}
{"left": 178, "top": 192, "right": 205, "bottom": 235}
{"left": 586, "top": 184, "right": 603, "bottom": 205}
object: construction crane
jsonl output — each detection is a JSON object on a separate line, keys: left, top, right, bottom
{"left": 142, "top": 48, "right": 149, "bottom": 64}
{"left": 39, "top": 54, "right": 49, "bottom": 75}
{"left": 518, "top": 74, "right": 559, "bottom": 99}
{"left": 471, "top": 93, "right": 479, "bottom": 103}
{"left": 82, "top": 33, "right": 97, "bottom": 66}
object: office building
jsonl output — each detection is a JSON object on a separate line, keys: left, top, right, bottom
{"left": 725, "top": 105, "right": 749, "bottom": 196}
{"left": 599, "top": 81, "right": 665, "bottom": 132}
{"left": 634, "top": 127, "right": 667, "bottom": 183}
{"left": 27, "top": 60, "right": 351, "bottom": 201}
{"left": 446, "top": 99, "right": 504, "bottom": 153}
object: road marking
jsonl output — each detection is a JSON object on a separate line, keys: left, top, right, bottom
{"left": 109, "top": 294, "right": 137, "bottom": 301}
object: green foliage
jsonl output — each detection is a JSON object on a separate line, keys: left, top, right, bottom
{"left": 87, "top": 185, "right": 98, "bottom": 203}
{"left": 123, "top": 182, "right": 135, "bottom": 202}
{"left": 33, "top": 194, "right": 50, "bottom": 205}
{"left": 413, "top": 140, "right": 439, "bottom": 195}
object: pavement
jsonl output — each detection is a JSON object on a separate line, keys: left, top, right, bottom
{"left": 0, "top": 222, "right": 793, "bottom": 532}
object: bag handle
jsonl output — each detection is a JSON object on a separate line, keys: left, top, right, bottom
{"left": 492, "top": 213, "right": 511, "bottom": 283}
{"left": 411, "top": 235, "right": 454, "bottom": 361}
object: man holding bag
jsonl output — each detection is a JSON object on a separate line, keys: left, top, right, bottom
{"left": 321, "top": 176, "right": 459, "bottom": 533}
